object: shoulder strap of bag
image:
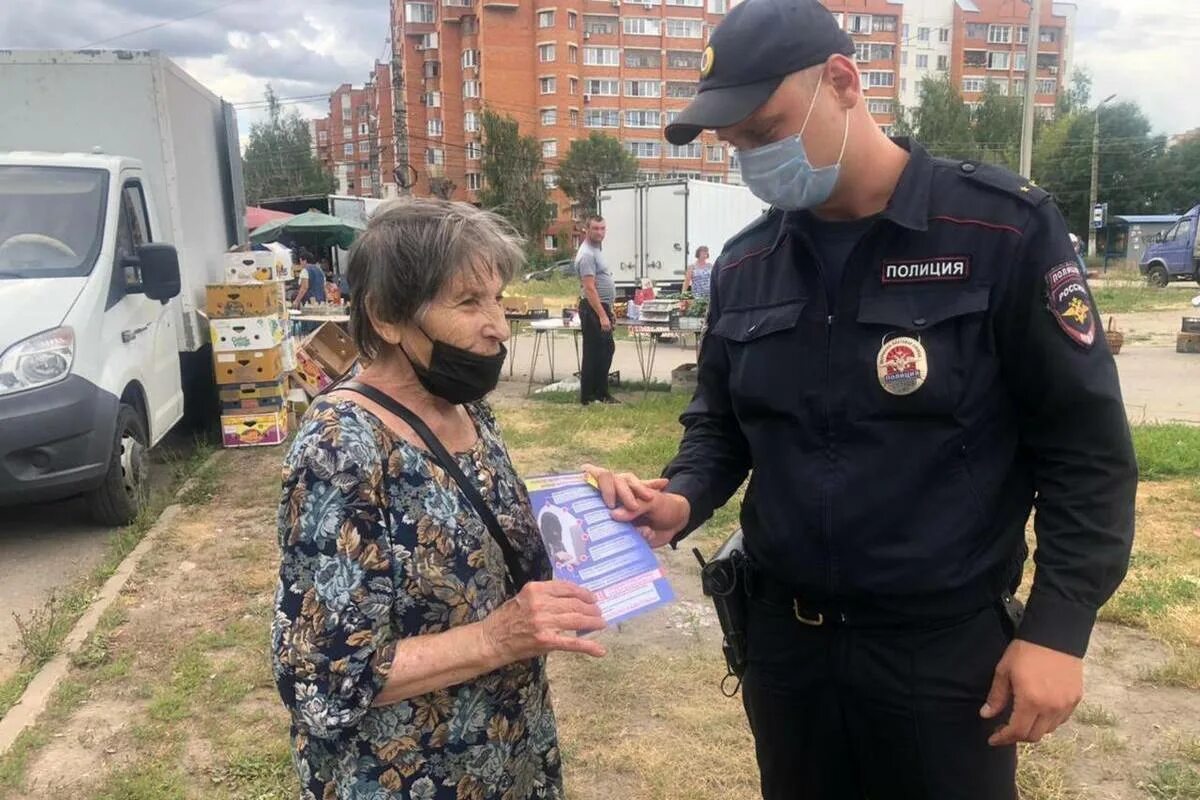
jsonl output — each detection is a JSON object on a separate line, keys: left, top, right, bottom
{"left": 339, "top": 380, "right": 529, "bottom": 594}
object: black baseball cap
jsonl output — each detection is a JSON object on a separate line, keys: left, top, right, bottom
{"left": 664, "top": 0, "right": 855, "bottom": 145}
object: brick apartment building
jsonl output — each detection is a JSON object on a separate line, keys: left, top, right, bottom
{"left": 313, "top": 0, "right": 1075, "bottom": 249}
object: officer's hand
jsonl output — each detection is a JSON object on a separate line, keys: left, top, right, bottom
{"left": 980, "top": 639, "right": 1083, "bottom": 746}
{"left": 582, "top": 464, "right": 690, "bottom": 548}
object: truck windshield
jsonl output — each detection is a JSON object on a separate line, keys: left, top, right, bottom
{"left": 0, "top": 166, "right": 108, "bottom": 278}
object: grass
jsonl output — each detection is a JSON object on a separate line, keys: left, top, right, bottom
{"left": 1073, "top": 703, "right": 1120, "bottom": 728}
{"left": 1144, "top": 761, "right": 1200, "bottom": 800}
{"left": 1132, "top": 426, "right": 1200, "bottom": 481}
{"left": 0, "top": 441, "right": 216, "bottom": 720}
{"left": 1092, "top": 284, "right": 1194, "bottom": 315}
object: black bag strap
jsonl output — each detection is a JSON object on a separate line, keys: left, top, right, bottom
{"left": 339, "top": 380, "right": 529, "bottom": 594}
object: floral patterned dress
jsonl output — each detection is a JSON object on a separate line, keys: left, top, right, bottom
{"left": 272, "top": 397, "right": 561, "bottom": 800}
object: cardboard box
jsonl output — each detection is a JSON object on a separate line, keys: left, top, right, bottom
{"left": 302, "top": 323, "right": 357, "bottom": 377}
{"left": 224, "top": 252, "right": 289, "bottom": 283}
{"left": 213, "top": 347, "right": 285, "bottom": 384}
{"left": 221, "top": 409, "right": 289, "bottom": 448}
{"left": 502, "top": 296, "right": 546, "bottom": 315}
{"left": 293, "top": 348, "right": 333, "bottom": 397}
{"left": 205, "top": 283, "right": 285, "bottom": 319}
{"left": 210, "top": 315, "right": 287, "bottom": 352}
{"left": 218, "top": 381, "right": 288, "bottom": 412}
{"left": 280, "top": 335, "right": 297, "bottom": 372}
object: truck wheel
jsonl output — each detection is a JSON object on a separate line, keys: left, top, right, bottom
{"left": 86, "top": 404, "right": 149, "bottom": 526}
{"left": 1146, "top": 265, "right": 1169, "bottom": 288}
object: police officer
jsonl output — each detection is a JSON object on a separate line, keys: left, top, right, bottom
{"left": 585, "top": 0, "right": 1137, "bottom": 797}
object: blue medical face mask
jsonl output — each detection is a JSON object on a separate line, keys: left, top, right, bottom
{"left": 736, "top": 74, "right": 850, "bottom": 211}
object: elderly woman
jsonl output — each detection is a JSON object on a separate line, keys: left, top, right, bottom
{"left": 272, "top": 198, "right": 606, "bottom": 800}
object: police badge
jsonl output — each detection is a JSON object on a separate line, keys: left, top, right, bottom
{"left": 1045, "top": 261, "right": 1095, "bottom": 349}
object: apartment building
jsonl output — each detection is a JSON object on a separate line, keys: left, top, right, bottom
{"left": 822, "top": 1, "right": 904, "bottom": 135}
{"left": 895, "top": 0, "right": 955, "bottom": 108}
{"left": 310, "top": 62, "right": 401, "bottom": 199}
{"left": 391, "top": 0, "right": 736, "bottom": 248}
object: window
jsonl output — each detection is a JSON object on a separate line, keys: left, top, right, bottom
{"left": 467, "top": 173, "right": 482, "bottom": 191}
{"left": 343, "top": 125, "right": 353, "bottom": 139}
{"left": 584, "top": 46, "right": 619, "bottom": 66}
{"left": 358, "top": 122, "right": 369, "bottom": 135}
{"left": 626, "top": 140, "right": 661, "bottom": 158}
{"left": 543, "top": 172, "right": 559, "bottom": 189}
{"left": 341, "top": 94, "right": 351, "bottom": 114}
{"left": 937, "top": 55, "right": 949, "bottom": 71}
{"left": 863, "top": 71, "right": 895, "bottom": 88}
{"left": 987, "top": 51, "right": 1010, "bottom": 70}
{"left": 1040, "top": 27, "right": 1060, "bottom": 44}
{"left": 568, "top": 11, "right": 576, "bottom": 29}
{"left": 343, "top": 143, "right": 355, "bottom": 156}
{"left": 405, "top": 2, "right": 435, "bottom": 22}
{"left": 846, "top": 14, "right": 870, "bottom": 34}
{"left": 586, "top": 78, "right": 620, "bottom": 96}
{"left": 855, "top": 42, "right": 870, "bottom": 62}
{"left": 871, "top": 43, "right": 894, "bottom": 61}
{"left": 317, "top": 130, "right": 328, "bottom": 146}
{"left": 665, "top": 110, "right": 680, "bottom": 124}
{"left": 1035, "top": 105, "right": 1055, "bottom": 120}
{"left": 466, "top": 141, "right": 481, "bottom": 159}
{"left": 988, "top": 25, "right": 1012, "bottom": 44}
{"left": 665, "top": 18, "right": 703, "bottom": 38}
{"left": 463, "top": 80, "right": 480, "bottom": 98}
{"left": 872, "top": 15, "right": 896, "bottom": 33}
{"left": 963, "top": 49, "right": 987, "bottom": 68}
{"left": 418, "top": 32, "right": 438, "bottom": 48}
{"left": 537, "top": 9, "right": 554, "bottom": 27}
{"left": 544, "top": 235, "right": 557, "bottom": 251}
{"left": 623, "top": 17, "right": 661, "bottom": 35}
{"left": 426, "top": 148, "right": 444, "bottom": 165}
{"left": 461, "top": 16, "right": 478, "bottom": 34}
{"left": 1014, "top": 52, "right": 1027, "bottom": 71}
{"left": 583, "top": 16, "right": 615, "bottom": 35}
{"left": 939, "top": 28, "right": 950, "bottom": 43}
{"left": 704, "top": 175, "right": 725, "bottom": 183}
{"left": 962, "top": 77, "right": 986, "bottom": 93}
{"left": 626, "top": 48, "right": 661, "bottom": 68}
{"left": 539, "top": 43, "right": 556, "bottom": 62}
{"left": 966, "top": 22, "right": 988, "bottom": 39}
{"left": 638, "top": 171, "right": 661, "bottom": 181}
{"left": 359, "top": 161, "right": 370, "bottom": 171}
{"left": 1017, "top": 26, "right": 1029, "bottom": 44}
{"left": 569, "top": 77, "right": 578, "bottom": 95}
{"left": 1013, "top": 79, "right": 1026, "bottom": 97}
{"left": 668, "top": 142, "right": 701, "bottom": 159}
{"left": 708, "top": 0, "right": 727, "bottom": 13}
{"left": 900, "top": 78, "right": 907, "bottom": 93}
{"left": 1036, "top": 78, "right": 1057, "bottom": 95}
{"left": 831, "top": 12, "right": 843, "bottom": 29}
{"left": 539, "top": 76, "right": 556, "bottom": 94}
{"left": 667, "top": 50, "right": 702, "bottom": 70}
{"left": 423, "top": 61, "right": 440, "bottom": 78}
{"left": 706, "top": 145, "right": 725, "bottom": 162}
{"left": 358, "top": 141, "right": 369, "bottom": 154}
{"left": 464, "top": 110, "right": 479, "bottom": 131}
{"left": 988, "top": 78, "right": 1009, "bottom": 95}
{"left": 666, "top": 0, "right": 703, "bottom": 6}
{"left": 569, "top": 109, "right": 579, "bottom": 127}
{"left": 584, "top": 108, "right": 620, "bottom": 127}
{"left": 917, "top": 26, "right": 930, "bottom": 42}
{"left": 462, "top": 49, "right": 478, "bottom": 68}
{"left": 427, "top": 119, "right": 443, "bottom": 136}
{"left": 1037, "top": 53, "right": 1059, "bottom": 70}
{"left": 541, "top": 107, "right": 558, "bottom": 125}
{"left": 916, "top": 54, "right": 928, "bottom": 69}
{"left": 625, "top": 79, "right": 661, "bottom": 97}
{"left": 542, "top": 139, "right": 558, "bottom": 157}
{"left": 112, "top": 182, "right": 150, "bottom": 294}
{"left": 666, "top": 81, "right": 697, "bottom": 98}
{"left": 867, "top": 99, "right": 893, "bottom": 115}
{"left": 624, "top": 109, "right": 661, "bottom": 128}
{"left": 569, "top": 44, "right": 578, "bottom": 63}
{"left": 900, "top": 50, "right": 907, "bottom": 66}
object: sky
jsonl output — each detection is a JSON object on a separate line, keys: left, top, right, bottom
{"left": 2, "top": 0, "right": 1198, "bottom": 143}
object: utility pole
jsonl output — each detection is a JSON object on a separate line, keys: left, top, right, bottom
{"left": 1087, "top": 94, "right": 1118, "bottom": 258}
{"left": 1018, "top": 0, "right": 1043, "bottom": 178}
{"left": 390, "top": 1, "right": 411, "bottom": 196}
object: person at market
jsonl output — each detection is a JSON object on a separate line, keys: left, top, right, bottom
{"left": 293, "top": 248, "right": 326, "bottom": 309}
{"left": 584, "top": 0, "right": 1137, "bottom": 797}
{"left": 273, "top": 197, "right": 606, "bottom": 800}
{"left": 576, "top": 215, "right": 619, "bottom": 405}
{"left": 683, "top": 245, "right": 713, "bottom": 300}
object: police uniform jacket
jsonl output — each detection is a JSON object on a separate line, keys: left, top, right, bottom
{"left": 663, "top": 139, "right": 1137, "bottom": 657}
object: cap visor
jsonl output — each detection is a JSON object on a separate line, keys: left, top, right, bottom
{"left": 663, "top": 76, "right": 783, "bottom": 145}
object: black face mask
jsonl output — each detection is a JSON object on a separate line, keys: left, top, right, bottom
{"left": 402, "top": 331, "right": 507, "bottom": 405}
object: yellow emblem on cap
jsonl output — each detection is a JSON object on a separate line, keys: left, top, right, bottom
{"left": 700, "top": 46, "right": 714, "bottom": 78}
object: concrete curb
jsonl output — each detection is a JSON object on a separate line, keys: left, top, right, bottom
{"left": 0, "top": 450, "right": 222, "bottom": 757}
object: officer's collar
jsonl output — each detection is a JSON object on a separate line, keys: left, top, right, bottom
{"left": 879, "top": 138, "right": 933, "bottom": 232}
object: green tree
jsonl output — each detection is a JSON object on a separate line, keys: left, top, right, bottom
{"left": 971, "top": 81, "right": 1024, "bottom": 169}
{"left": 1152, "top": 134, "right": 1200, "bottom": 213}
{"left": 478, "top": 110, "right": 554, "bottom": 252}
{"left": 1058, "top": 67, "right": 1093, "bottom": 116}
{"left": 903, "top": 75, "right": 975, "bottom": 160}
{"left": 242, "top": 86, "right": 335, "bottom": 204}
{"left": 557, "top": 132, "right": 639, "bottom": 218}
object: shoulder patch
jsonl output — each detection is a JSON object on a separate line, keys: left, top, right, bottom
{"left": 959, "top": 162, "right": 1050, "bottom": 207}
{"left": 1045, "top": 261, "right": 1095, "bottom": 348}
{"left": 716, "top": 206, "right": 782, "bottom": 265}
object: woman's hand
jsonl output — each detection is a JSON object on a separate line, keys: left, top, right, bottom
{"left": 480, "top": 581, "right": 607, "bottom": 663}
{"left": 583, "top": 464, "right": 690, "bottom": 548}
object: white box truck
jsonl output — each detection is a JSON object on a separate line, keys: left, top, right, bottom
{"left": 597, "top": 179, "right": 767, "bottom": 291}
{"left": 0, "top": 50, "right": 245, "bottom": 524}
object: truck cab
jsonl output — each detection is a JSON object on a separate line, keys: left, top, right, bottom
{"left": 0, "top": 153, "right": 182, "bottom": 523}
{"left": 1139, "top": 205, "right": 1200, "bottom": 287}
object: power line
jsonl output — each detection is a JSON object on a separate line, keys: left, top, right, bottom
{"left": 80, "top": 0, "right": 245, "bottom": 48}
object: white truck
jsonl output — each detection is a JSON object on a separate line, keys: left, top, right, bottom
{"left": 0, "top": 50, "right": 245, "bottom": 524}
{"left": 597, "top": 179, "right": 767, "bottom": 291}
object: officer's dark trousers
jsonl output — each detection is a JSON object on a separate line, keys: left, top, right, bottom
{"left": 741, "top": 594, "right": 1017, "bottom": 800}
{"left": 578, "top": 301, "right": 615, "bottom": 403}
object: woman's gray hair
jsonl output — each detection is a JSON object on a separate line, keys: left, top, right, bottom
{"left": 346, "top": 197, "right": 526, "bottom": 360}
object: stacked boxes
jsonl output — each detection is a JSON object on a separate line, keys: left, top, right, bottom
{"left": 294, "top": 322, "right": 358, "bottom": 397}
{"left": 209, "top": 251, "right": 293, "bottom": 448}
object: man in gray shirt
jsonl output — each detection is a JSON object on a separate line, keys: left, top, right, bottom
{"left": 576, "top": 215, "right": 618, "bottom": 404}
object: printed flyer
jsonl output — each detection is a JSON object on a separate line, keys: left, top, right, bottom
{"left": 525, "top": 473, "right": 675, "bottom": 625}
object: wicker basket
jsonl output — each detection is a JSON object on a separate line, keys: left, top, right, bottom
{"left": 1106, "top": 317, "right": 1124, "bottom": 355}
